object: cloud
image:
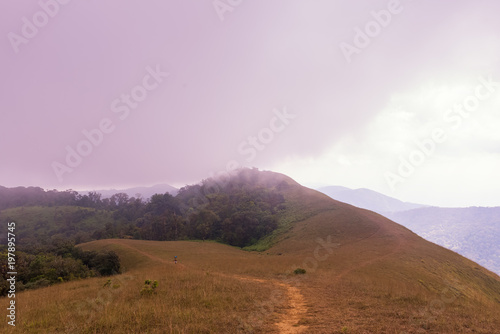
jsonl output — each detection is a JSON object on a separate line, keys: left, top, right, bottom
{"left": 271, "top": 76, "right": 500, "bottom": 206}
{"left": 1, "top": 0, "right": 500, "bottom": 207}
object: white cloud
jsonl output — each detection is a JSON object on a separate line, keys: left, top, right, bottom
{"left": 271, "top": 79, "right": 500, "bottom": 207}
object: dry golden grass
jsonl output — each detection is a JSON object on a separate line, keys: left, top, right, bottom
{"left": 267, "top": 200, "right": 500, "bottom": 333}
{"left": 2, "top": 233, "right": 500, "bottom": 333}
{"left": 4, "top": 240, "right": 290, "bottom": 333}
{"left": 2, "top": 175, "right": 500, "bottom": 333}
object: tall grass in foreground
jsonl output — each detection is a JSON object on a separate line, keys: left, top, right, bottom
{"left": 3, "top": 238, "right": 500, "bottom": 333}
{"left": 3, "top": 241, "right": 282, "bottom": 333}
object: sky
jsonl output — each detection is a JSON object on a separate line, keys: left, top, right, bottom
{"left": 1, "top": 0, "right": 500, "bottom": 208}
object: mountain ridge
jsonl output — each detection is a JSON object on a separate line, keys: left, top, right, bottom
{"left": 81, "top": 183, "right": 178, "bottom": 199}
{"left": 317, "top": 185, "right": 428, "bottom": 213}
{"left": 2, "top": 169, "right": 500, "bottom": 332}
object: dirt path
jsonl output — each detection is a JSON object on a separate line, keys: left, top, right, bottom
{"left": 108, "top": 239, "right": 169, "bottom": 263}
{"left": 234, "top": 275, "right": 308, "bottom": 333}
{"left": 274, "top": 281, "right": 308, "bottom": 333}
{"left": 107, "top": 239, "right": 186, "bottom": 269}
{"left": 109, "top": 240, "right": 308, "bottom": 333}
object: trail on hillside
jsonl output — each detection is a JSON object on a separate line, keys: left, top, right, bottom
{"left": 234, "top": 275, "right": 308, "bottom": 333}
{"left": 107, "top": 239, "right": 186, "bottom": 269}
{"left": 107, "top": 240, "right": 307, "bottom": 333}
{"left": 274, "top": 282, "right": 307, "bottom": 333}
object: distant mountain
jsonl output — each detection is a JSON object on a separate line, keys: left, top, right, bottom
{"left": 317, "top": 185, "right": 427, "bottom": 213}
{"left": 318, "top": 185, "right": 500, "bottom": 276}
{"left": 0, "top": 185, "right": 77, "bottom": 210}
{"left": 384, "top": 207, "right": 500, "bottom": 275}
{"left": 83, "top": 184, "right": 178, "bottom": 199}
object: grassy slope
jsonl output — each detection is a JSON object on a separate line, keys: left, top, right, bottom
{"left": 2, "top": 171, "right": 500, "bottom": 333}
{"left": 266, "top": 176, "right": 500, "bottom": 333}
{"left": 224, "top": 170, "right": 500, "bottom": 332}
{"left": 4, "top": 240, "right": 286, "bottom": 333}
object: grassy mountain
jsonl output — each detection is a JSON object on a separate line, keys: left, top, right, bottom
{"left": 318, "top": 185, "right": 427, "bottom": 213}
{"left": 385, "top": 207, "right": 500, "bottom": 276}
{"left": 2, "top": 170, "right": 500, "bottom": 333}
{"left": 319, "top": 186, "right": 500, "bottom": 276}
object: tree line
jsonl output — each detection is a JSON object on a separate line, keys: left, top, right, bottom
{"left": 0, "top": 169, "right": 287, "bottom": 293}
{"left": 1, "top": 169, "right": 286, "bottom": 248}
{"left": 0, "top": 237, "right": 120, "bottom": 296}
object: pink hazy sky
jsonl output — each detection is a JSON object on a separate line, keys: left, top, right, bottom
{"left": 1, "top": 0, "right": 500, "bottom": 207}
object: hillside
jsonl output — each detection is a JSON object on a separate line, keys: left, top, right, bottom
{"left": 385, "top": 207, "right": 500, "bottom": 276}
{"left": 318, "top": 185, "right": 427, "bottom": 213}
{"left": 0, "top": 206, "right": 115, "bottom": 245}
{"left": 319, "top": 186, "right": 500, "bottom": 276}
{"left": 267, "top": 185, "right": 500, "bottom": 332}
{"left": 2, "top": 170, "right": 500, "bottom": 333}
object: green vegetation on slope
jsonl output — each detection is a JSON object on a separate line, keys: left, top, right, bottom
{"left": 0, "top": 238, "right": 121, "bottom": 296}
{"left": 0, "top": 206, "right": 117, "bottom": 245}
{"left": 1, "top": 168, "right": 500, "bottom": 332}
{"left": 0, "top": 169, "right": 306, "bottom": 252}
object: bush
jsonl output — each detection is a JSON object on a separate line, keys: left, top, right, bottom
{"left": 140, "top": 280, "right": 158, "bottom": 295}
{"left": 294, "top": 268, "right": 306, "bottom": 275}
{"left": 88, "top": 251, "right": 121, "bottom": 276}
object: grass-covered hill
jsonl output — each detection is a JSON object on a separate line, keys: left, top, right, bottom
{"left": 1, "top": 169, "right": 500, "bottom": 333}
{"left": 267, "top": 183, "right": 500, "bottom": 332}
{"left": 317, "top": 185, "right": 500, "bottom": 276}
{"left": 385, "top": 206, "right": 500, "bottom": 275}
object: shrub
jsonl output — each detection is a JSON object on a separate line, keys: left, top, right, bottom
{"left": 294, "top": 268, "right": 306, "bottom": 275}
{"left": 140, "top": 280, "right": 158, "bottom": 295}
{"left": 90, "top": 251, "right": 121, "bottom": 276}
